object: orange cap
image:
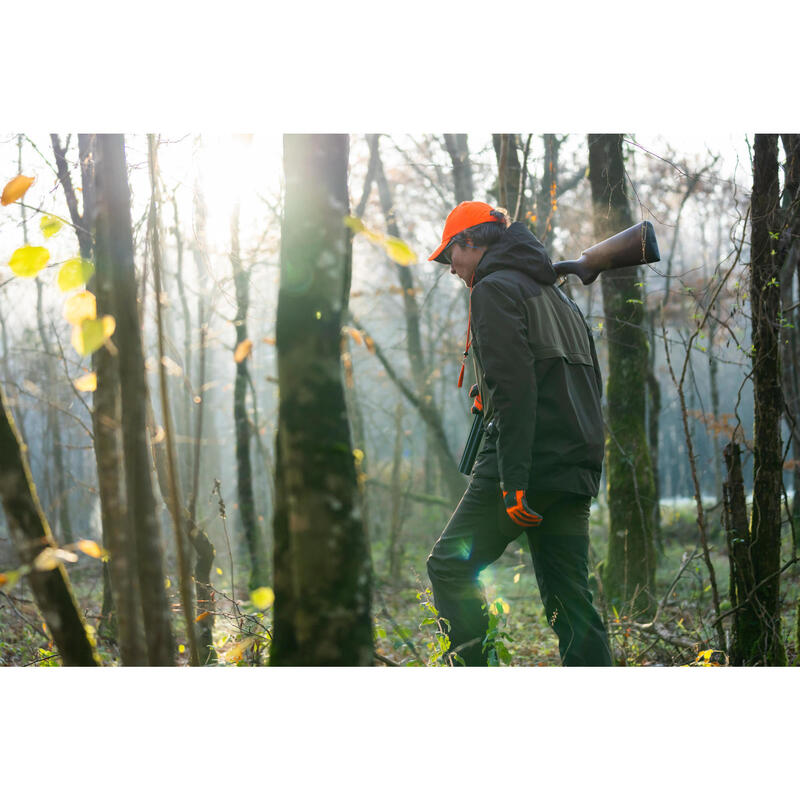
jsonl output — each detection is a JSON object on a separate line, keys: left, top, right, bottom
{"left": 428, "top": 201, "right": 500, "bottom": 263}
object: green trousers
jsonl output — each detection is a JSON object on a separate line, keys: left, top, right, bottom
{"left": 427, "top": 478, "right": 612, "bottom": 666}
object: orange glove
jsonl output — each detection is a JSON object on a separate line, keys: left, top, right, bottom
{"left": 502, "top": 489, "right": 542, "bottom": 528}
{"left": 469, "top": 382, "right": 483, "bottom": 414}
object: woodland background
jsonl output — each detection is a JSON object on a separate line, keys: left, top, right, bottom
{"left": 1, "top": 130, "right": 798, "bottom": 669}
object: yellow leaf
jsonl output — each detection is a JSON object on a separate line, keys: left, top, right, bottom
{"left": 513, "top": 572, "right": 521, "bottom": 584}
{"left": 250, "top": 586, "right": 275, "bottom": 610}
{"left": 63, "top": 290, "right": 97, "bottom": 325}
{"left": 160, "top": 356, "right": 183, "bottom": 377}
{"left": 73, "top": 372, "right": 97, "bottom": 392}
{"left": 76, "top": 539, "right": 106, "bottom": 559}
{"left": 178, "top": 645, "right": 185, "bottom": 654}
{"left": 8, "top": 245, "right": 50, "bottom": 278}
{"left": 165, "top": 578, "right": 171, "bottom": 589}
{"left": 225, "top": 636, "right": 257, "bottom": 663}
{"left": 343, "top": 215, "right": 365, "bottom": 234}
{"left": 0, "top": 570, "right": 21, "bottom": 591}
{"left": 1, "top": 174, "right": 35, "bottom": 206}
{"left": 216, "top": 567, "right": 223, "bottom": 576}
{"left": 364, "top": 335, "right": 376, "bottom": 355}
{"left": 195, "top": 611, "right": 210, "bottom": 622}
{"left": 72, "top": 315, "right": 115, "bottom": 356}
{"left": 353, "top": 448, "right": 365, "bottom": 466}
{"left": 33, "top": 548, "right": 61, "bottom": 571}
{"left": 57, "top": 257, "right": 94, "bottom": 292}
{"left": 40, "top": 215, "right": 64, "bottom": 239}
{"left": 33, "top": 547, "right": 77, "bottom": 571}
{"left": 383, "top": 237, "right": 417, "bottom": 266}
{"left": 234, "top": 339, "right": 252, "bottom": 363}
{"left": 151, "top": 426, "right": 166, "bottom": 445}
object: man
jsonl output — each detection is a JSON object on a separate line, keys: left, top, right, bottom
{"left": 426, "top": 201, "right": 612, "bottom": 666}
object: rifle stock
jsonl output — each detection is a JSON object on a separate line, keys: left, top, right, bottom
{"left": 552, "top": 220, "right": 660, "bottom": 285}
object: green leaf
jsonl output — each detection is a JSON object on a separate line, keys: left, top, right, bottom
{"left": 40, "top": 215, "right": 64, "bottom": 239}
{"left": 8, "top": 245, "right": 49, "bottom": 278}
{"left": 57, "top": 258, "right": 94, "bottom": 292}
{"left": 383, "top": 236, "right": 417, "bottom": 266}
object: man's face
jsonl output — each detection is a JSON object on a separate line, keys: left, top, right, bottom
{"left": 447, "top": 241, "right": 486, "bottom": 287}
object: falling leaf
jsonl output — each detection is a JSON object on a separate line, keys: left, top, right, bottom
{"left": 225, "top": 636, "right": 257, "bottom": 663}
{"left": 262, "top": 336, "right": 276, "bottom": 345}
{"left": 383, "top": 237, "right": 417, "bottom": 266}
{"left": 250, "top": 586, "right": 275, "bottom": 610}
{"left": 364, "top": 335, "right": 375, "bottom": 355}
{"left": 76, "top": 539, "right": 106, "bottom": 559}
{"left": 165, "top": 578, "right": 172, "bottom": 589}
{"left": 72, "top": 315, "right": 115, "bottom": 356}
{"left": 178, "top": 644, "right": 185, "bottom": 654}
{"left": 73, "top": 372, "right": 97, "bottom": 392}
{"left": 40, "top": 215, "right": 64, "bottom": 239}
{"left": 33, "top": 547, "right": 77, "bottom": 571}
{"left": 513, "top": 572, "right": 521, "bottom": 584}
{"left": 353, "top": 448, "right": 365, "bottom": 466}
{"left": 151, "top": 426, "right": 166, "bottom": 445}
{"left": 8, "top": 245, "right": 50, "bottom": 278}
{"left": 216, "top": 567, "right": 223, "bottom": 576}
{"left": 1, "top": 174, "right": 35, "bottom": 206}
{"left": 343, "top": 215, "right": 365, "bottom": 234}
{"left": 234, "top": 339, "right": 252, "bottom": 363}
{"left": 63, "top": 290, "right": 97, "bottom": 325}
{"left": 57, "top": 257, "right": 94, "bottom": 292}
{"left": 195, "top": 611, "right": 210, "bottom": 622}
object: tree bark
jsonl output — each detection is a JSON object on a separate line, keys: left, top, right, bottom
{"left": 0, "top": 385, "right": 100, "bottom": 666}
{"left": 94, "top": 134, "right": 174, "bottom": 665}
{"left": 587, "top": 134, "right": 657, "bottom": 616}
{"left": 271, "top": 134, "right": 373, "bottom": 666}
{"left": 744, "top": 133, "right": 786, "bottom": 665}
{"left": 493, "top": 134, "right": 522, "bottom": 217}
{"left": 443, "top": 134, "right": 475, "bottom": 204}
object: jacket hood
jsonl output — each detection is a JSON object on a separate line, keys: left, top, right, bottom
{"left": 474, "top": 222, "right": 556, "bottom": 285}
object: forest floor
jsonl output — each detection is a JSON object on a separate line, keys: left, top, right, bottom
{"left": 1, "top": 500, "right": 798, "bottom": 666}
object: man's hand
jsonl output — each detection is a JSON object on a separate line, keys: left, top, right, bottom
{"left": 469, "top": 383, "right": 483, "bottom": 414}
{"left": 502, "top": 489, "right": 542, "bottom": 527}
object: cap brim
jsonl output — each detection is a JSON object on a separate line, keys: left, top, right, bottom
{"left": 428, "top": 239, "right": 449, "bottom": 263}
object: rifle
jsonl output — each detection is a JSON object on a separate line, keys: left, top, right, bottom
{"left": 552, "top": 220, "right": 660, "bottom": 284}
{"left": 457, "top": 221, "right": 660, "bottom": 476}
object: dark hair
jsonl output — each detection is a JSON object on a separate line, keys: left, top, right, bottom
{"left": 451, "top": 209, "right": 509, "bottom": 248}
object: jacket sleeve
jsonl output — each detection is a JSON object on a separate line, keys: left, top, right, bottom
{"left": 471, "top": 278, "right": 537, "bottom": 491}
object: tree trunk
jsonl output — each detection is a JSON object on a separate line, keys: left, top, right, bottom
{"left": 0, "top": 385, "right": 100, "bottom": 666}
{"left": 493, "top": 134, "right": 522, "bottom": 217}
{"left": 744, "top": 133, "right": 786, "bottom": 665}
{"left": 388, "top": 402, "right": 405, "bottom": 583}
{"left": 231, "top": 202, "right": 269, "bottom": 590}
{"left": 94, "top": 133, "right": 174, "bottom": 665}
{"left": 271, "top": 134, "right": 373, "bottom": 666}
{"left": 443, "top": 134, "right": 475, "bottom": 204}
{"left": 587, "top": 134, "right": 657, "bottom": 616}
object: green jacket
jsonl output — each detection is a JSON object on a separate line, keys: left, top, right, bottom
{"left": 470, "top": 222, "right": 604, "bottom": 497}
